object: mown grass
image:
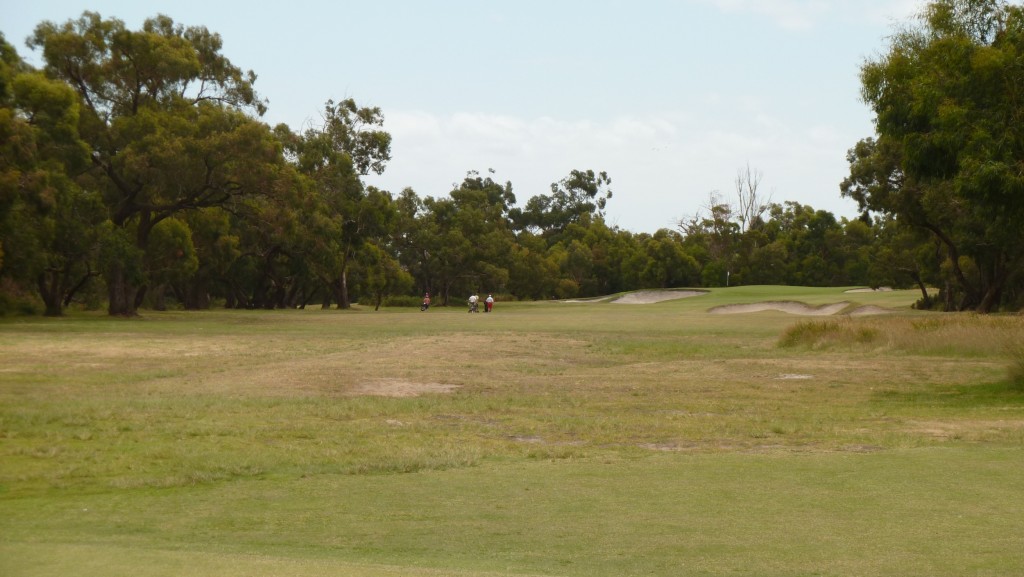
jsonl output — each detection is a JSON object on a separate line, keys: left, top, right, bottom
{"left": 1, "top": 286, "right": 1023, "bottom": 576}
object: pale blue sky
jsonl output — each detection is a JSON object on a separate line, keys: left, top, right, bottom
{"left": 3, "top": 0, "right": 922, "bottom": 233}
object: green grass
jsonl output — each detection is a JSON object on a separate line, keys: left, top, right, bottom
{"left": 1, "top": 286, "right": 1023, "bottom": 576}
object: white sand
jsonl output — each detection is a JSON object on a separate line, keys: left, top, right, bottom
{"left": 610, "top": 290, "right": 707, "bottom": 304}
{"left": 709, "top": 301, "right": 850, "bottom": 315}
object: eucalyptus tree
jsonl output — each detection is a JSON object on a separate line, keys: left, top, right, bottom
{"left": 350, "top": 241, "right": 413, "bottom": 311}
{"left": 734, "top": 163, "right": 772, "bottom": 234}
{"left": 505, "top": 231, "right": 560, "bottom": 299}
{"left": 176, "top": 207, "right": 240, "bottom": 309}
{"left": 279, "top": 99, "right": 392, "bottom": 308}
{"left": 512, "top": 169, "right": 612, "bottom": 243}
{"left": 28, "top": 12, "right": 282, "bottom": 315}
{"left": 391, "top": 187, "right": 435, "bottom": 297}
{"left": 554, "top": 215, "right": 646, "bottom": 296}
{"left": 143, "top": 217, "right": 198, "bottom": 310}
{"left": 640, "top": 229, "right": 700, "bottom": 289}
{"left": 416, "top": 171, "right": 516, "bottom": 303}
{"left": 866, "top": 215, "right": 942, "bottom": 307}
{"left": 764, "top": 202, "right": 846, "bottom": 286}
{"left": 220, "top": 169, "right": 312, "bottom": 309}
{"left": 845, "top": 0, "right": 1024, "bottom": 311}
{"left": 0, "top": 34, "right": 103, "bottom": 315}
{"left": 677, "top": 193, "right": 740, "bottom": 287}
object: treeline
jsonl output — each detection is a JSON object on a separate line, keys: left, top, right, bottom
{"left": 2, "top": 5, "right": 1022, "bottom": 316}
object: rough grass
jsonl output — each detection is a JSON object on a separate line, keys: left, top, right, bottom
{"left": 779, "top": 313, "right": 1024, "bottom": 387}
{"left": 2, "top": 287, "right": 1023, "bottom": 576}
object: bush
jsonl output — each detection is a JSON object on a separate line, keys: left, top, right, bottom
{"left": 0, "top": 278, "right": 42, "bottom": 316}
{"left": 382, "top": 295, "right": 426, "bottom": 308}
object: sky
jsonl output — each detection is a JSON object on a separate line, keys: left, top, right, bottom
{"left": 3, "top": 0, "right": 924, "bottom": 233}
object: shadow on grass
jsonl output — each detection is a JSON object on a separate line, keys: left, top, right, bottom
{"left": 872, "top": 380, "right": 1024, "bottom": 408}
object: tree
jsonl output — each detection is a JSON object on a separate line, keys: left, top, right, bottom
{"left": 640, "top": 229, "right": 700, "bottom": 288}
{"left": 29, "top": 12, "right": 280, "bottom": 315}
{"left": 0, "top": 34, "right": 101, "bottom": 316}
{"left": 512, "top": 169, "right": 612, "bottom": 241}
{"left": 734, "top": 163, "right": 772, "bottom": 234}
{"left": 846, "top": 0, "right": 1024, "bottom": 312}
{"left": 352, "top": 241, "right": 412, "bottom": 311}
{"left": 279, "top": 99, "right": 391, "bottom": 309}
{"left": 678, "top": 192, "right": 739, "bottom": 286}
{"left": 406, "top": 171, "right": 516, "bottom": 304}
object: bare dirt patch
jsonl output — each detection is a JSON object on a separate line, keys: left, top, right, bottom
{"left": 350, "top": 379, "right": 460, "bottom": 397}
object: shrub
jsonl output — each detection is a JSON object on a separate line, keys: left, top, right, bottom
{"left": 382, "top": 295, "right": 424, "bottom": 308}
{"left": 0, "top": 278, "right": 42, "bottom": 316}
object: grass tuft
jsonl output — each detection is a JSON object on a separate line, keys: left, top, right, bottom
{"left": 1006, "top": 336, "right": 1024, "bottom": 393}
{"left": 777, "top": 319, "right": 879, "bottom": 349}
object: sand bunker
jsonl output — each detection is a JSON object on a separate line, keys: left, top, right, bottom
{"left": 848, "top": 305, "right": 891, "bottom": 316}
{"left": 709, "top": 301, "right": 851, "bottom": 315}
{"left": 709, "top": 301, "right": 894, "bottom": 316}
{"left": 611, "top": 290, "right": 707, "bottom": 304}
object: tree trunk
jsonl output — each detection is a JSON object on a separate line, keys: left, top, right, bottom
{"left": 151, "top": 284, "right": 167, "bottom": 311}
{"left": 976, "top": 262, "right": 1007, "bottom": 314}
{"left": 338, "top": 270, "right": 351, "bottom": 309}
{"left": 107, "top": 263, "right": 139, "bottom": 316}
{"left": 37, "top": 272, "right": 64, "bottom": 317}
{"left": 321, "top": 280, "right": 333, "bottom": 309}
{"left": 183, "top": 278, "right": 211, "bottom": 310}
{"left": 914, "top": 276, "right": 932, "bottom": 308}
{"left": 63, "top": 270, "right": 97, "bottom": 308}
{"left": 134, "top": 284, "right": 148, "bottom": 311}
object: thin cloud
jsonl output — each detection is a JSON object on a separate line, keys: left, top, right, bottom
{"left": 363, "top": 107, "right": 859, "bottom": 231}
{"left": 700, "top": 0, "right": 922, "bottom": 30}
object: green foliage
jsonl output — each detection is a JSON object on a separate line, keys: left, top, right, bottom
{"left": 25, "top": 12, "right": 279, "bottom": 315}
{"left": 13, "top": 5, "right": 1024, "bottom": 317}
{"left": 0, "top": 34, "right": 98, "bottom": 316}
{"left": 847, "top": 0, "right": 1024, "bottom": 312}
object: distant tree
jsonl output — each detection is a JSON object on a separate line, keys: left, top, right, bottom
{"left": 280, "top": 99, "right": 391, "bottom": 308}
{"left": 414, "top": 171, "right": 516, "bottom": 303}
{"left": 640, "top": 229, "right": 700, "bottom": 288}
{"left": 512, "top": 169, "right": 612, "bottom": 241}
{"left": 353, "top": 241, "right": 412, "bottom": 311}
{"left": 678, "top": 192, "right": 739, "bottom": 286}
{"left": 734, "top": 163, "right": 772, "bottom": 234}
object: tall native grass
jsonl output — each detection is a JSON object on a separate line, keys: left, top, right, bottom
{"left": 779, "top": 313, "right": 1024, "bottom": 391}
{"left": 779, "top": 313, "right": 1023, "bottom": 354}
{"left": 1008, "top": 337, "right": 1024, "bottom": 392}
